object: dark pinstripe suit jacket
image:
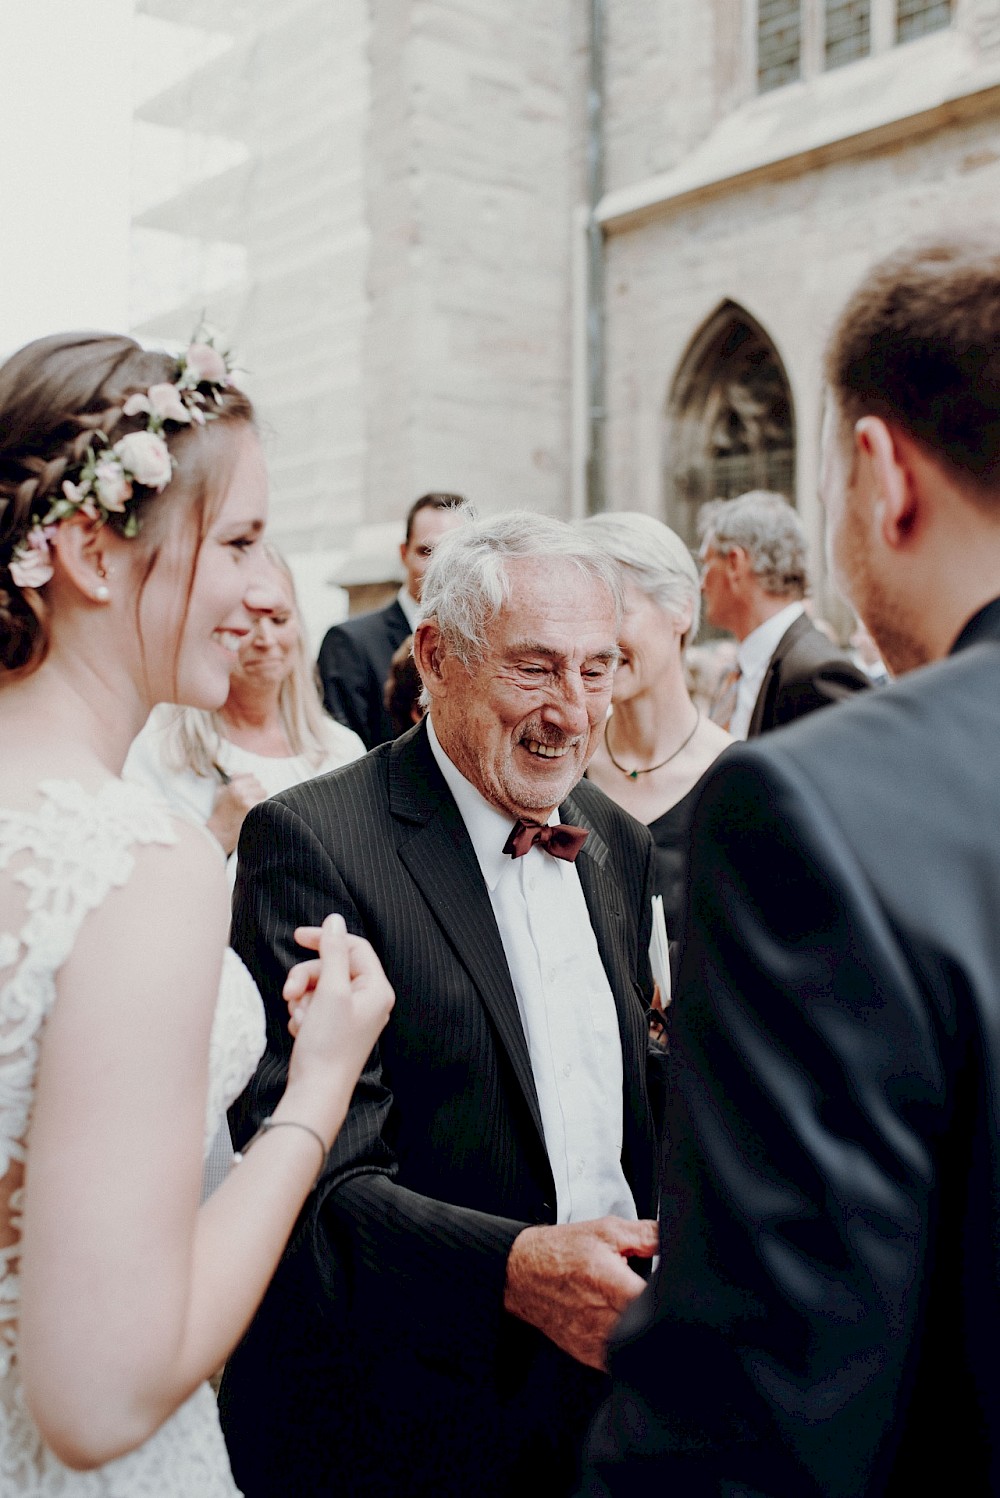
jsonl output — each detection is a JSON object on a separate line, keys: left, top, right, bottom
{"left": 221, "top": 720, "right": 661, "bottom": 1498}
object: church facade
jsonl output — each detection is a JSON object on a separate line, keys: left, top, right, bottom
{"left": 133, "top": 0, "right": 999, "bottom": 622}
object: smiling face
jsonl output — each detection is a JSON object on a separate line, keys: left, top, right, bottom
{"left": 230, "top": 565, "right": 299, "bottom": 695}
{"left": 421, "top": 555, "right": 619, "bottom": 821}
{"left": 613, "top": 575, "right": 687, "bottom": 704}
{"left": 135, "top": 422, "right": 269, "bottom": 709}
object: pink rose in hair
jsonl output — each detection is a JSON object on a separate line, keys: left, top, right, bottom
{"left": 122, "top": 392, "right": 151, "bottom": 418}
{"left": 10, "top": 527, "right": 55, "bottom": 589}
{"left": 147, "top": 382, "right": 192, "bottom": 424}
{"left": 114, "top": 431, "right": 173, "bottom": 491}
{"left": 93, "top": 457, "right": 133, "bottom": 512}
{"left": 185, "top": 342, "right": 227, "bottom": 385}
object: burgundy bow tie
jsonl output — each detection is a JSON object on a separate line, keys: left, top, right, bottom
{"left": 503, "top": 818, "right": 588, "bottom": 862}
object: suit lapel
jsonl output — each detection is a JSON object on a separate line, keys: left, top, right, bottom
{"left": 748, "top": 612, "right": 809, "bottom": 737}
{"left": 390, "top": 727, "right": 547, "bottom": 1153}
{"left": 380, "top": 599, "right": 411, "bottom": 654}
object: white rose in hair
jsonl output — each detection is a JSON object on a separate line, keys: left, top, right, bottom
{"left": 115, "top": 431, "right": 173, "bottom": 490}
{"left": 93, "top": 457, "right": 133, "bottom": 512}
{"left": 147, "top": 382, "right": 192, "bottom": 424}
{"left": 185, "top": 342, "right": 228, "bottom": 384}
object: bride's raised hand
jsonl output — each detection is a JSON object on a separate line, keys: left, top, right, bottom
{"left": 282, "top": 914, "right": 394, "bottom": 1088}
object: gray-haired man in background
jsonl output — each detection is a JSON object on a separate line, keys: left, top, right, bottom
{"left": 699, "top": 488, "right": 870, "bottom": 736}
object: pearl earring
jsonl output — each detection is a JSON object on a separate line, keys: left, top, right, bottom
{"left": 95, "top": 584, "right": 110, "bottom": 603}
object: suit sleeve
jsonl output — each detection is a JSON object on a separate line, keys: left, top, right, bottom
{"left": 316, "top": 624, "right": 374, "bottom": 743}
{"left": 583, "top": 745, "right": 947, "bottom": 1498}
{"left": 230, "top": 796, "right": 527, "bottom": 1373}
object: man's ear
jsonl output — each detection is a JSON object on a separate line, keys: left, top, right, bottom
{"left": 48, "top": 516, "right": 112, "bottom": 603}
{"left": 399, "top": 538, "right": 409, "bottom": 568}
{"left": 854, "top": 416, "right": 918, "bottom": 549}
{"left": 725, "top": 546, "right": 750, "bottom": 584}
{"left": 413, "top": 620, "right": 446, "bottom": 696}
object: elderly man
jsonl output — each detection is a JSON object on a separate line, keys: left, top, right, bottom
{"left": 583, "top": 237, "right": 1000, "bottom": 1495}
{"left": 699, "top": 488, "right": 869, "bottom": 736}
{"left": 223, "top": 513, "right": 661, "bottom": 1497}
{"left": 317, "top": 491, "right": 468, "bottom": 748}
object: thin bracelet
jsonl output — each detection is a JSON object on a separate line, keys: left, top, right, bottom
{"left": 233, "top": 1117, "right": 328, "bottom": 1186}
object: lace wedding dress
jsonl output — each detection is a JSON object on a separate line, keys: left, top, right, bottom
{"left": 0, "top": 778, "right": 266, "bottom": 1495}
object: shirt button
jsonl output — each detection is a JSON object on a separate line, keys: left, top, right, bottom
{"left": 563, "top": 1062, "right": 572, "bottom": 1077}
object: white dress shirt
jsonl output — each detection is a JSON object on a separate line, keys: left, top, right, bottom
{"left": 396, "top": 585, "right": 419, "bottom": 630}
{"left": 426, "top": 715, "right": 637, "bottom": 1225}
{"left": 728, "top": 600, "right": 805, "bottom": 740}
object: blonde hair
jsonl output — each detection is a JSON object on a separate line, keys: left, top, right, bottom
{"left": 162, "top": 544, "right": 336, "bottom": 777}
{"left": 580, "top": 511, "right": 701, "bottom": 644}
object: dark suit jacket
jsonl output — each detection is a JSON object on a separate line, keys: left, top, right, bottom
{"left": 583, "top": 598, "right": 1000, "bottom": 1497}
{"left": 222, "top": 721, "right": 661, "bottom": 1498}
{"left": 747, "top": 609, "right": 871, "bottom": 736}
{"left": 316, "top": 596, "right": 410, "bottom": 748}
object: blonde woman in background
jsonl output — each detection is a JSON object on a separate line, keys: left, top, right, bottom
{"left": 126, "top": 544, "right": 365, "bottom": 871}
{"left": 582, "top": 511, "right": 731, "bottom": 939}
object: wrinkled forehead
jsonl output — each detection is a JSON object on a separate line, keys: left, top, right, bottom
{"left": 487, "top": 555, "right": 619, "bottom": 655}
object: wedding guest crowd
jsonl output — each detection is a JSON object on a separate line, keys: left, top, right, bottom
{"left": 3, "top": 230, "right": 1000, "bottom": 1498}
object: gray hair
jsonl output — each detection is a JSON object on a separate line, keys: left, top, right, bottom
{"left": 418, "top": 509, "right": 624, "bottom": 663}
{"left": 697, "top": 490, "right": 808, "bottom": 598}
{"left": 580, "top": 511, "right": 701, "bottom": 643}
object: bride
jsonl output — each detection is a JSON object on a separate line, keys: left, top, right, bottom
{"left": 0, "top": 331, "right": 394, "bottom": 1494}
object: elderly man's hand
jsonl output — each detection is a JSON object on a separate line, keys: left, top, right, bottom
{"left": 503, "top": 1217, "right": 659, "bottom": 1371}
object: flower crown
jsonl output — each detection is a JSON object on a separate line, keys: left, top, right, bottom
{"left": 9, "top": 339, "right": 235, "bottom": 591}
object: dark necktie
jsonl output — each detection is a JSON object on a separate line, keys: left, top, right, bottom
{"left": 503, "top": 818, "right": 588, "bottom": 862}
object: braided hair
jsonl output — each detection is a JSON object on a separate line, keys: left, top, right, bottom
{"left": 0, "top": 332, "right": 254, "bottom": 677}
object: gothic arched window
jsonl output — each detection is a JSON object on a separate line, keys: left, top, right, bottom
{"left": 665, "top": 302, "right": 796, "bottom": 548}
